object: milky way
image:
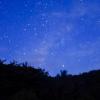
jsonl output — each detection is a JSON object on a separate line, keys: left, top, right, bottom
{"left": 0, "top": 0, "right": 100, "bottom": 75}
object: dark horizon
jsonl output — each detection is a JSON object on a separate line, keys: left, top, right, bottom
{"left": 0, "top": 61, "right": 100, "bottom": 100}
{"left": 0, "top": 59, "right": 100, "bottom": 76}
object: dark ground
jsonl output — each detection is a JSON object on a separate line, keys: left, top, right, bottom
{"left": 0, "top": 60, "right": 100, "bottom": 100}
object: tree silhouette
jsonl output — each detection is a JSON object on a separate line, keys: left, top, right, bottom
{"left": 60, "top": 70, "right": 67, "bottom": 77}
{"left": 0, "top": 59, "right": 100, "bottom": 100}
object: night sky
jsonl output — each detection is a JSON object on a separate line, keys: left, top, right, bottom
{"left": 0, "top": 0, "right": 100, "bottom": 75}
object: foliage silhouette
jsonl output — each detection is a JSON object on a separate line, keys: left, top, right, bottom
{"left": 0, "top": 59, "right": 100, "bottom": 100}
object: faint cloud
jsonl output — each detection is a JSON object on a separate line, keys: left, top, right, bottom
{"left": 0, "top": 47, "right": 8, "bottom": 53}
{"left": 51, "top": 12, "right": 67, "bottom": 18}
{"left": 33, "top": 40, "right": 53, "bottom": 64}
{"left": 51, "top": 1, "right": 100, "bottom": 20}
{"left": 67, "top": 38, "right": 100, "bottom": 57}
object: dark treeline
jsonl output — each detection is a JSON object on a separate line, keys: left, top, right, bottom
{"left": 0, "top": 59, "right": 100, "bottom": 100}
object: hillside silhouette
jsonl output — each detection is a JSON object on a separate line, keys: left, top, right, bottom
{"left": 0, "top": 59, "right": 100, "bottom": 100}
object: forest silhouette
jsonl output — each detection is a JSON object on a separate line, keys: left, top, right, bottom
{"left": 0, "top": 59, "right": 100, "bottom": 100}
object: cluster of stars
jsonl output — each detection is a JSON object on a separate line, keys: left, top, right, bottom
{"left": 0, "top": 0, "right": 100, "bottom": 75}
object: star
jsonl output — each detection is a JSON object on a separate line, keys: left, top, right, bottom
{"left": 62, "top": 64, "right": 65, "bottom": 68}
{"left": 23, "top": 28, "right": 27, "bottom": 32}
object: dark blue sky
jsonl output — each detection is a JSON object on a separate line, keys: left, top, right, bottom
{"left": 0, "top": 0, "right": 100, "bottom": 75}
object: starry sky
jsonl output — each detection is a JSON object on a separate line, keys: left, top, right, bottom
{"left": 0, "top": 0, "right": 100, "bottom": 75}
